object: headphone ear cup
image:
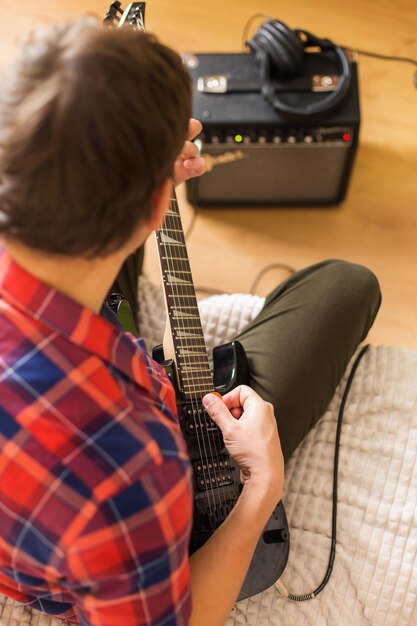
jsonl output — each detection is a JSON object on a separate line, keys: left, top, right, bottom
{"left": 263, "top": 20, "right": 304, "bottom": 76}
{"left": 247, "top": 19, "right": 304, "bottom": 77}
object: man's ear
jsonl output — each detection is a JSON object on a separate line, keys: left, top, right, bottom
{"left": 147, "top": 177, "right": 172, "bottom": 232}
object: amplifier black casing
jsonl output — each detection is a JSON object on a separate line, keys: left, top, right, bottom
{"left": 184, "top": 52, "right": 360, "bottom": 206}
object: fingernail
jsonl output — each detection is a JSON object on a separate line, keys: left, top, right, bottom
{"left": 202, "top": 394, "right": 216, "bottom": 407}
{"left": 203, "top": 392, "right": 222, "bottom": 407}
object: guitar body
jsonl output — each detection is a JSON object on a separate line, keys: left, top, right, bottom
{"left": 153, "top": 340, "right": 290, "bottom": 600}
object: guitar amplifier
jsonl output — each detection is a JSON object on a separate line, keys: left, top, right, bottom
{"left": 184, "top": 51, "right": 360, "bottom": 206}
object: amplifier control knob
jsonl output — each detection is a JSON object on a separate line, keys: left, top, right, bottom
{"left": 243, "top": 130, "right": 256, "bottom": 143}
{"left": 225, "top": 129, "right": 238, "bottom": 144}
{"left": 257, "top": 129, "right": 269, "bottom": 144}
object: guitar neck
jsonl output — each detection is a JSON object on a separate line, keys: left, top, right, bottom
{"left": 155, "top": 191, "right": 214, "bottom": 400}
{"left": 106, "top": 3, "right": 213, "bottom": 401}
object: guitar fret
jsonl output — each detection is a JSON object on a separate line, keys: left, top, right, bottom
{"left": 182, "top": 380, "right": 213, "bottom": 386}
{"left": 174, "top": 314, "right": 198, "bottom": 322}
{"left": 184, "top": 380, "right": 213, "bottom": 388}
{"left": 175, "top": 326, "right": 203, "bottom": 331}
{"left": 181, "top": 378, "right": 213, "bottom": 386}
{"left": 183, "top": 382, "right": 214, "bottom": 387}
{"left": 184, "top": 380, "right": 213, "bottom": 389}
{"left": 157, "top": 190, "right": 213, "bottom": 401}
{"left": 176, "top": 338, "right": 206, "bottom": 344}
{"left": 161, "top": 226, "right": 182, "bottom": 233}
{"left": 164, "top": 280, "right": 194, "bottom": 286}
{"left": 179, "top": 359, "right": 209, "bottom": 364}
{"left": 173, "top": 304, "right": 198, "bottom": 313}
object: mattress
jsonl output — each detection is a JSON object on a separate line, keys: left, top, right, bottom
{"left": 1, "top": 281, "right": 416, "bottom": 626}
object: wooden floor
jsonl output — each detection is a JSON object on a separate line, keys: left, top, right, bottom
{"left": 1, "top": 0, "right": 416, "bottom": 348}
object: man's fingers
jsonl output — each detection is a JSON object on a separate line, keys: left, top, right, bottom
{"left": 187, "top": 118, "right": 202, "bottom": 141}
{"left": 202, "top": 393, "right": 235, "bottom": 432}
{"left": 183, "top": 156, "right": 206, "bottom": 175}
{"left": 181, "top": 140, "right": 199, "bottom": 160}
{"left": 221, "top": 385, "right": 265, "bottom": 412}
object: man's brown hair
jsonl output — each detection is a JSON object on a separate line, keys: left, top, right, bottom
{"left": 0, "top": 17, "right": 191, "bottom": 257}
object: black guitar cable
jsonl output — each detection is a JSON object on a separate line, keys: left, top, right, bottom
{"left": 276, "top": 343, "right": 370, "bottom": 601}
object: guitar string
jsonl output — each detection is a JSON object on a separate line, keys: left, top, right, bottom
{"left": 161, "top": 195, "right": 218, "bottom": 513}
{"left": 170, "top": 194, "right": 232, "bottom": 508}
{"left": 164, "top": 196, "right": 224, "bottom": 511}
{"left": 136, "top": 3, "right": 221, "bottom": 516}
{"left": 168, "top": 194, "right": 230, "bottom": 510}
{"left": 163, "top": 198, "right": 221, "bottom": 514}
{"left": 139, "top": 2, "right": 229, "bottom": 520}
{"left": 125, "top": 2, "right": 226, "bottom": 512}
{"left": 167, "top": 195, "right": 230, "bottom": 510}
{"left": 127, "top": 0, "right": 231, "bottom": 544}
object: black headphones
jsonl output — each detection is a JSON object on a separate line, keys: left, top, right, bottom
{"left": 247, "top": 19, "right": 351, "bottom": 122}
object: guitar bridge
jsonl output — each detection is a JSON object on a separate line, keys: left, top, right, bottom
{"left": 197, "top": 498, "right": 238, "bottom": 531}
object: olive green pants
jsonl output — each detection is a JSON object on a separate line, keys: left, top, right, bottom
{"left": 111, "top": 251, "right": 381, "bottom": 462}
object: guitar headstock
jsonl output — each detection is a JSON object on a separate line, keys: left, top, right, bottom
{"left": 103, "top": 2, "right": 146, "bottom": 31}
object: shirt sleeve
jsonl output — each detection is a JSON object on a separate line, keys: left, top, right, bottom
{"left": 65, "top": 456, "right": 193, "bottom": 626}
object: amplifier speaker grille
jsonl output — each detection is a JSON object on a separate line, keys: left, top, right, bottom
{"left": 192, "top": 143, "right": 352, "bottom": 205}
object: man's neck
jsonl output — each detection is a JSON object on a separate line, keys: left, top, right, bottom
{"left": 3, "top": 240, "right": 126, "bottom": 314}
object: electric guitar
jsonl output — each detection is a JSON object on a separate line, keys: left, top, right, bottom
{"left": 104, "top": 2, "right": 290, "bottom": 600}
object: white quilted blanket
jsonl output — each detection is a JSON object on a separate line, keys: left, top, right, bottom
{"left": 1, "top": 278, "right": 416, "bottom": 626}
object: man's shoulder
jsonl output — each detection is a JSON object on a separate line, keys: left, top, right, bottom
{"left": 0, "top": 293, "right": 190, "bottom": 530}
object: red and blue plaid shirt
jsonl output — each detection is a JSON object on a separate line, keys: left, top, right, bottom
{"left": 0, "top": 249, "right": 193, "bottom": 625}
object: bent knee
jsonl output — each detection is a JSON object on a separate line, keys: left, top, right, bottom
{"left": 319, "top": 259, "right": 381, "bottom": 309}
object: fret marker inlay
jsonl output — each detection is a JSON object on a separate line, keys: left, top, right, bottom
{"left": 173, "top": 309, "right": 198, "bottom": 319}
{"left": 167, "top": 274, "right": 191, "bottom": 285}
{"left": 160, "top": 233, "right": 182, "bottom": 245}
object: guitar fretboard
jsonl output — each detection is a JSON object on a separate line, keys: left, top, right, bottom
{"left": 155, "top": 193, "right": 214, "bottom": 400}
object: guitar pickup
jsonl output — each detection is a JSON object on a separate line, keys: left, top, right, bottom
{"left": 193, "top": 456, "right": 231, "bottom": 475}
{"left": 185, "top": 418, "right": 219, "bottom": 436}
{"left": 196, "top": 472, "right": 233, "bottom": 491}
{"left": 183, "top": 404, "right": 221, "bottom": 436}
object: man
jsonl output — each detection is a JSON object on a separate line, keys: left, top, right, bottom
{"left": 0, "top": 16, "right": 380, "bottom": 626}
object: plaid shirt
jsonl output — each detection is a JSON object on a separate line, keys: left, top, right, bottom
{"left": 0, "top": 249, "right": 193, "bottom": 626}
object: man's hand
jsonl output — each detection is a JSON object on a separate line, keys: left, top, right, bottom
{"left": 174, "top": 118, "right": 206, "bottom": 185}
{"left": 202, "top": 386, "right": 284, "bottom": 504}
